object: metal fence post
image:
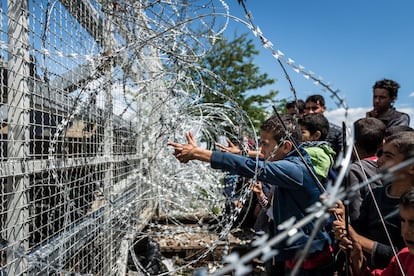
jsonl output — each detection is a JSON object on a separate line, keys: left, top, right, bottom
{"left": 103, "top": 1, "right": 114, "bottom": 274}
{"left": 6, "top": 0, "right": 30, "bottom": 274}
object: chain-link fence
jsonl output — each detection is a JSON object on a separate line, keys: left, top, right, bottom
{"left": 0, "top": 1, "right": 166, "bottom": 274}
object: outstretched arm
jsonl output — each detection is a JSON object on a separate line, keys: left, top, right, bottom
{"left": 215, "top": 138, "right": 263, "bottom": 158}
{"left": 215, "top": 138, "right": 241, "bottom": 154}
{"left": 167, "top": 132, "right": 212, "bottom": 163}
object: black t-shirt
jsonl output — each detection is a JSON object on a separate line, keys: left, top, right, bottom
{"left": 353, "top": 185, "right": 405, "bottom": 268}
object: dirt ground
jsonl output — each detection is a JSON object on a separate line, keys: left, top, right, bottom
{"left": 130, "top": 219, "right": 266, "bottom": 275}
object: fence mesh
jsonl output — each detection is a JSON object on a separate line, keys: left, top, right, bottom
{"left": 0, "top": 0, "right": 245, "bottom": 274}
{"left": 0, "top": 1, "right": 165, "bottom": 274}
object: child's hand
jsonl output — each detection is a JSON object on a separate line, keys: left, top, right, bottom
{"left": 252, "top": 181, "right": 263, "bottom": 194}
{"left": 328, "top": 200, "right": 345, "bottom": 219}
{"left": 168, "top": 132, "right": 198, "bottom": 163}
{"left": 215, "top": 138, "right": 241, "bottom": 154}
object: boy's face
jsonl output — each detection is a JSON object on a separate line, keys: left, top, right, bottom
{"left": 373, "top": 88, "right": 394, "bottom": 114}
{"left": 287, "top": 107, "right": 297, "bottom": 115}
{"left": 377, "top": 143, "right": 405, "bottom": 170}
{"left": 378, "top": 142, "right": 412, "bottom": 182}
{"left": 259, "top": 130, "right": 284, "bottom": 161}
{"left": 400, "top": 206, "right": 414, "bottom": 254}
{"left": 300, "top": 125, "right": 318, "bottom": 142}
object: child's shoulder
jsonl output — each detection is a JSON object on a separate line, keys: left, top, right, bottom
{"left": 302, "top": 140, "right": 332, "bottom": 148}
{"left": 302, "top": 141, "right": 335, "bottom": 156}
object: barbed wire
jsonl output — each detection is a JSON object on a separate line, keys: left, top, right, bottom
{"left": 3, "top": 0, "right": 399, "bottom": 275}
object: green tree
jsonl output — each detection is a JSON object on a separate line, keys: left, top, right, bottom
{"left": 195, "top": 33, "right": 285, "bottom": 131}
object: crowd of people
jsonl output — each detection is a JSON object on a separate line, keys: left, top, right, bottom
{"left": 168, "top": 78, "right": 413, "bottom": 275}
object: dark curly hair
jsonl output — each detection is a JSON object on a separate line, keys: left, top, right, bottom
{"left": 286, "top": 99, "right": 305, "bottom": 114}
{"left": 260, "top": 114, "right": 302, "bottom": 145}
{"left": 373, "top": 79, "right": 400, "bottom": 99}
{"left": 305, "top": 94, "right": 325, "bottom": 107}
{"left": 384, "top": 131, "right": 414, "bottom": 160}
{"left": 299, "top": 113, "right": 330, "bottom": 140}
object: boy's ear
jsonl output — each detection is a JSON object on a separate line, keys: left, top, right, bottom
{"left": 282, "top": 140, "right": 293, "bottom": 154}
{"left": 312, "top": 131, "right": 322, "bottom": 141}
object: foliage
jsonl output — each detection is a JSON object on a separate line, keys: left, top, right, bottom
{"left": 193, "top": 33, "right": 286, "bottom": 132}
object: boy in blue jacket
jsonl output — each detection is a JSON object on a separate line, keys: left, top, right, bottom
{"left": 168, "top": 114, "right": 333, "bottom": 275}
